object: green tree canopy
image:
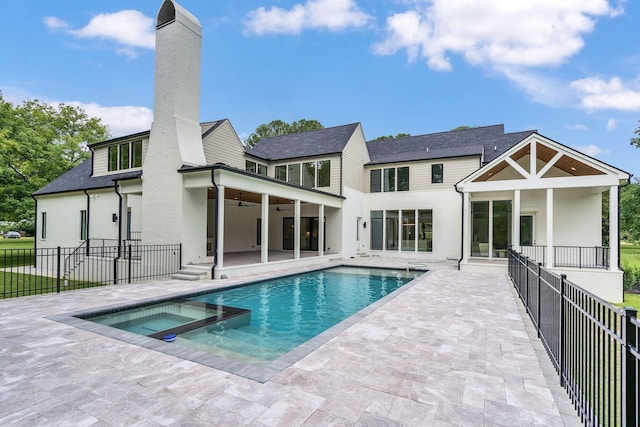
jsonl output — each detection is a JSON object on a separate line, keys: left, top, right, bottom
{"left": 245, "top": 119, "right": 324, "bottom": 147}
{"left": 631, "top": 121, "right": 640, "bottom": 148}
{"left": 371, "top": 133, "right": 411, "bottom": 141}
{"left": 621, "top": 178, "right": 640, "bottom": 243}
{"left": 0, "top": 94, "right": 110, "bottom": 224}
{"left": 452, "top": 125, "right": 471, "bottom": 131}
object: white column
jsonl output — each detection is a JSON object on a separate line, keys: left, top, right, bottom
{"left": 414, "top": 210, "right": 419, "bottom": 252}
{"left": 294, "top": 199, "right": 301, "bottom": 259}
{"left": 216, "top": 185, "right": 225, "bottom": 268}
{"left": 462, "top": 192, "right": 470, "bottom": 261}
{"left": 609, "top": 186, "right": 619, "bottom": 271}
{"left": 546, "top": 188, "right": 554, "bottom": 268}
{"left": 261, "top": 193, "right": 269, "bottom": 264}
{"left": 488, "top": 201, "right": 494, "bottom": 260}
{"left": 318, "top": 204, "right": 325, "bottom": 257}
{"left": 513, "top": 190, "right": 521, "bottom": 252}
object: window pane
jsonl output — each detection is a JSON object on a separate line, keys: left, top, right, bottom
{"left": 108, "top": 146, "right": 118, "bottom": 171}
{"left": 132, "top": 140, "right": 142, "bottom": 168}
{"left": 397, "top": 167, "right": 409, "bottom": 191}
{"left": 288, "top": 164, "right": 301, "bottom": 185}
{"left": 246, "top": 160, "right": 256, "bottom": 173}
{"left": 384, "top": 168, "right": 395, "bottom": 192}
{"left": 493, "top": 200, "right": 512, "bottom": 257}
{"left": 256, "top": 218, "right": 261, "bottom": 245}
{"left": 370, "top": 169, "right": 381, "bottom": 192}
{"left": 385, "top": 210, "right": 398, "bottom": 250}
{"left": 80, "top": 210, "right": 88, "bottom": 240}
{"left": 432, "top": 163, "right": 443, "bottom": 184}
{"left": 41, "top": 212, "right": 47, "bottom": 239}
{"left": 401, "top": 210, "right": 415, "bottom": 251}
{"left": 302, "top": 162, "right": 315, "bottom": 188}
{"left": 257, "top": 164, "right": 268, "bottom": 176}
{"left": 275, "top": 165, "right": 287, "bottom": 181}
{"left": 370, "top": 211, "right": 383, "bottom": 250}
{"left": 119, "top": 142, "right": 130, "bottom": 170}
{"left": 317, "top": 160, "right": 330, "bottom": 187}
{"left": 472, "top": 201, "right": 489, "bottom": 257}
{"left": 418, "top": 209, "right": 432, "bottom": 252}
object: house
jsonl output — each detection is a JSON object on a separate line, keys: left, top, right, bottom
{"left": 33, "top": 0, "right": 630, "bottom": 302}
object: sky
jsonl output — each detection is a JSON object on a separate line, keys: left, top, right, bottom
{"left": 1, "top": 0, "right": 640, "bottom": 177}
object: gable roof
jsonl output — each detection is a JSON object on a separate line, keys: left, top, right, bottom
{"left": 245, "top": 123, "right": 360, "bottom": 161}
{"left": 366, "top": 125, "right": 536, "bottom": 165}
{"left": 33, "top": 159, "right": 141, "bottom": 196}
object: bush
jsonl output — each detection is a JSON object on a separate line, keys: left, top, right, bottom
{"left": 623, "top": 263, "right": 640, "bottom": 291}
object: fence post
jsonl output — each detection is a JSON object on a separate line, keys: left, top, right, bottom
{"left": 56, "top": 246, "right": 61, "bottom": 293}
{"left": 559, "top": 274, "right": 567, "bottom": 388}
{"left": 622, "top": 307, "right": 638, "bottom": 426}
{"left": 537, "top": 262, "right": 542, "bottom": 338}
{"left": 128, "top": 244, "right": 132, "bottom": 284}
{"left": 179, "top": 243, "right": 182, "bottom": 271}
{"left": 113, "top": 257, "right": 118, "bottom": 285}
{"left": 524, "top": 257, "right": 529, "bottom": 312}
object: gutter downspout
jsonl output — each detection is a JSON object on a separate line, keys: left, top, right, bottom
{"left": 31, "top": 195, "right": 38, "bottom": 267}
{"left": 114, "top": 180, "right": 123, "bottom": 258}
{"left": 83, "top": 190, "right": 91, "bottom": 256}
{"left": 210, "top": 168, "right": 218, "bottom": 279}
{"left": 454, "top": 183, "right": 464, "bottom": 271}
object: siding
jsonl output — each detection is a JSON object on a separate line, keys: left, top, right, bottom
{"left": 203, "top": 120, "right": 246, "bottom": 168}
{"left": 341, "top": 123, "right": 370, "bottom": 192}
{"left": 365, "top": 157, "right": 480, "bottom": 192}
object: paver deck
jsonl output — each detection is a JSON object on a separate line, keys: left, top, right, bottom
{"left": 0, "top": 258, "right": 579, "bottom": 426}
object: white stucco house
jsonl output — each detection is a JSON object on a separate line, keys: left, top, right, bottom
{"left": 33, "top": 0, "right": 630, "bottom": 302}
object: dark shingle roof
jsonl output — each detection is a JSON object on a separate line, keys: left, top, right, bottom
{"left": 245, "top": 123, "right": 359, "bottom": 161}
{"left": 366, "top": 125, "right": 536, "bottom": 165}
{"left": 33, "top": 159, "right": 142, "bottom": 196}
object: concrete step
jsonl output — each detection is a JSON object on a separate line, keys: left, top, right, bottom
{"left": 171, "top": 269, "right": 208, "bottom": 281}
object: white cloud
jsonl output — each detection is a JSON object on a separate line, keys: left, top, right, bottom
{"left": 606, "top": 118, "right": 617, "bottom": 130}
{"left": 497, "top": 67, "right": 572, "bottom": 107}
{"left": 244, "top": 0, "right": 371, "bottom": 35}
{"left": 45, "top": 10, "right": 155, "bottom": 57}
{"left": 566, "top": 124, "right": 588, "bottom": 131}
{"left": 574, "top": 143, "right": 608, "bottom": 157}
{"left": 570, "top": 76, "right": 640, "bottom": 112}
{"left": 43, "top": 16, "right": 70, "bottom": 30}
{"left": 372, "top": 0, "right": 620, "bottom": 71}
{"left": 67, "top": 102, "right": 153, "bottom": 137}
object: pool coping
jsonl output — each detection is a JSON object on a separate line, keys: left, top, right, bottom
{"left": 48, "top": 265, "right": 431, "bottom": 383}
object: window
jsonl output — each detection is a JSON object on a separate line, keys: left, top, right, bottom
{"left": 471, "top": 200, "right": 511, "bottom": 257}
{"left": 131, "top": 140, "right": 142, "bottom": 168}
{"left": 41, "top": 212, "right": 47, "bottom": 239}
{"left": 370, "top": 211, "right": 383, "bottom": 250}
{"left": 246, "top": 160, "right": 257, "bottom": 173}
{"left": 317, "top": 160, "right": 330, "bottom": 187}
{"left": 383, "top": 168, "right": 395, "bottom": 192}
{"left": 108, "top": 146, "right": 118, "bottom": 171}
{"left": 370, "top": 169, "right": 381, "bottom": 192}
{"left": 119, "top": 142, "right": 130, "bottom": 170}
{"left": 257, "top": 164, "right": 267, "bottom": 176}
{"left": 80, "top": 210, "right": 88, "bottom": 240}
{"left": 302, "top": 162, "right": 315, "bottom": 188}
{"left": 275, "top": 165, "right": 287, "bottom": 181}
{"left": 432, "top": 163, "right": 443, "bottom": 184}
{"left": 397, "top": 167, "right": 409, "bottom": 191}
{"left": 256, "top": 218, "right": 261, "bottom": 245}
{"left": 288, "top": 164, "right": 301, "bottom": 185}
{"left": 370, "top": 209, "right": 432, "bottom": 253}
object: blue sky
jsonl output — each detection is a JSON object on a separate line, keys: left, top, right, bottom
{"left": 1, "top": 0, "right": 639, "bottom": 177}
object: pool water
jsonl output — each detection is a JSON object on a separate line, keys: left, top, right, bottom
{"left": 83, "top": 266, "right": 421, "bottom": 364}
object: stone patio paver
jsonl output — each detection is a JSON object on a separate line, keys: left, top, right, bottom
{"left": 0, "top": 259, "right": 579, "bottom": 426}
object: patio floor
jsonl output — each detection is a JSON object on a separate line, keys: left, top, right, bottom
{"left": 0, "top": 258, "right": 580, "bottom": 426}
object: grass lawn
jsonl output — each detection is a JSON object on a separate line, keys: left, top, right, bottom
{"left": 621, "top": 244, "right": 640, "bottom": 310}
{"left": 0, "top": 236, "right": 35, "bottom": 250}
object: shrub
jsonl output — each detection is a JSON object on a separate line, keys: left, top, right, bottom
{"left": 623, "top": 263, "right": 640, "bottom": 291}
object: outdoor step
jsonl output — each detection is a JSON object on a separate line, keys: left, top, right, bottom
{"left": 171, "top": 269, "right": 208, "bottom": 281}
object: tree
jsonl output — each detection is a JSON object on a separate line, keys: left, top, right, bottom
{"left": 631, "top": 121, "right": 640, "bottom": 148}
{"left": 452, "top": 125, "right": 471, "bottom": 131}
{"left": 621, "top": 178, "right": 640, "bottom": 243}
{"left": 0, "top": 94, "right": 110, "bottom": 224}
{"left": 245, "top": 119, "right": 324, "bottom": 147}
{"left": 371, "top": 133, "right": 411, "bottom": 141}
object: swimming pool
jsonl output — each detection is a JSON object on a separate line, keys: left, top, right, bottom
{"left": 71, "top": 265, "right": 425, "bottom": 381}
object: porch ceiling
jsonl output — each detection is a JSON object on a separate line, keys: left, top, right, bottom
{"left": 207, "top": 187, "right": 296, "bottom": 205}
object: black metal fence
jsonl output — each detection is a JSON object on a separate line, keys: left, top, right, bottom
{"left": 519, "top": 245, "right": 610, "bottom": 270}
{"left": 509, "top": 248, "right": 639, "bottom": 426}
{"left": 1, "top": 244, "right": 181, "bottom": 299}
